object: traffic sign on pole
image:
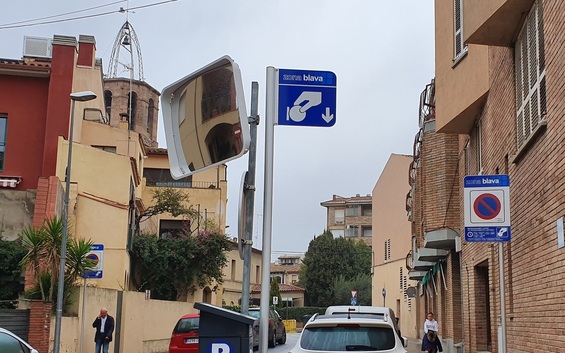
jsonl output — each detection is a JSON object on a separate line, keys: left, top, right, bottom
{"left": 464, "top": 175, "right": 511, "bottom": 242}
{"left": 84, "top": 244, "right": 104, "bottom": 279}
{"left": 276, "top": 69, "right": 337, "bottom": 127}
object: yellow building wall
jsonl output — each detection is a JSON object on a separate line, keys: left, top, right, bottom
{"left": 56, "top": 137, "right": 135, "bottom": 291}
{"left": 71, "top": 52, "right": 106, "bottom": 145}
{"left": 372, "top": 259, "right": 419, "bottom": 339}
{"left": 372, "top": 154, "right": 412, "bottom": 263}
{"left": 221, "top": 245, "right": 263, "bottom": 306}
{"left": 54, "top": 287, "right": 198, "bottom": 353}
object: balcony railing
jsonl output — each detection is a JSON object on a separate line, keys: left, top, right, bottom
{"left": 418, "top": 79, "right": 435, "bottom": 128}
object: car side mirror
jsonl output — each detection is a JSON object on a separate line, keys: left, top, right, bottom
{"left": 161, "top": 55, "right": 250, "bottom": 178}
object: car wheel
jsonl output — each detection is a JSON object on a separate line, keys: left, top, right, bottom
{"left": 277, "top": 329, "right": 286, "bottom": 345}
{"left": 268, "top": 330, "right": 276, "bottom": 348}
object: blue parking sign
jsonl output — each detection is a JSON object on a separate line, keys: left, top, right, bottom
{"left": 277, "top": 69, "right": 337, "bottom": 127}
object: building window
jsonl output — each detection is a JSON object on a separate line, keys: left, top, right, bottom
{"left": 255, "top": 265, "right": 261, "bottom": 284}
{"left": 362, "top": 205, "right": 372, "bottom": 216}
{"left": 104, "top": 90, "right": 112, "bottom": 120}
{"left": 473, "top": 120, "right": 483, "bottom": 174}
{"left": 399, "top": 267, "right": 403, "bottom": 290}
{"left": 159, "top": 219, "right": 188, "bottom": 239}
{"left": 345, "top": 226, "right": 359, "bottom": 237}
{"left": 453, "top": 0, "right": 467, "bottom": 60}
{"left": 147, "top": 99, "right": 155, "bottom": 134}
{"left": 362, "top": 227, "right": 372, "bottom": 237}
{"left": 92, "top": 145, "right": 117, "bottom": 153}
{"left": 384, "top": 239, "right": 391, "bottom": 262}
{"left": 143, "top": 168, "right": 192, "bottom": 188}
{"left": 334, "top": 209, "right": 344, "bottom": 224}
{"left": 515, "top": 0, "right": 546, "bottom": 148}
{"left": 331, "top": 229, "right": 344, "bottom": 238}
{"left": 231, "top": 259, "right": 236, "bottom": 280}
{"left": 128, "top": 91, "right": 138, "bottom": 129}
{"left": 291, "top": 275, "right": 298, "bottom": 284}
{"left": 0, "top": 117, "right": 6, "bottom": 171}
{"left": 345, "top": 206, "right": 360, "bottom": 217}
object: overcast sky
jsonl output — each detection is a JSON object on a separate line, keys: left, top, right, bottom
{"left": 0, "top": 0, "right": 435, "bottom": 258}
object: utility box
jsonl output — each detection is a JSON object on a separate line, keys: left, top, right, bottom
{"left": 195, "top": 302, "right": 256, "bottom": 353}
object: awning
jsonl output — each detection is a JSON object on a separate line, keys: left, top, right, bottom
{"left": 420, "top": 261, "right": 442, "bottom": 285}
{"left": 0, "top": 178, "right": 20, "bottom": 188}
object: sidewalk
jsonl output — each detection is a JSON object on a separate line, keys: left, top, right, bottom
{"left": 406, "top": 337, "right": 422, "bottom": 353}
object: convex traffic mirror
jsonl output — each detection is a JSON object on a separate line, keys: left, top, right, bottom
{"left": 162, "top": 56, "right": 250, "bottom": 178}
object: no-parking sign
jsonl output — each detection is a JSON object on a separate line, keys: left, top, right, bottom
{"left": 84, "top": 244, "right": 104, "bottom": 279}
{"left": 464, "top": 175, "right": 511, "bottom": 242}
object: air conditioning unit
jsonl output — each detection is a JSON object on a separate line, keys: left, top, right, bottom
{"left": 23, "top": 36, "right": 52, "bottom": 58}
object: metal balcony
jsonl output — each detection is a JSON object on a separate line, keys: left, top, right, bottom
{"left": 424, "top": 228, "right": 459, "bottom": 250}
{"left": 417, "top": 247, "right": 449, "bottom": 262}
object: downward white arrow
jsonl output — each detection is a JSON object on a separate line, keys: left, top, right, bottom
{"left": 322, "top": 107, "right": 334, "bottom": 123}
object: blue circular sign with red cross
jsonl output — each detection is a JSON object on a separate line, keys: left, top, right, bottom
{"left": 473, "top": 193, "right": 501, "bottom": 220}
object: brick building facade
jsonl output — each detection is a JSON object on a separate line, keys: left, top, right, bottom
{"left": 410, "top": 1, "right": 565, "bottom": 352}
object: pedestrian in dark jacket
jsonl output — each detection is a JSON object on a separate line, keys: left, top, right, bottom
{"left": 92, "top": 307, "right": 115, "bottom": 353}
{"left": 421, "top": 330, "right": 443, "bottom": 353}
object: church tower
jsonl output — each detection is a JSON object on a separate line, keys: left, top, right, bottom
{"left": 104, "top": 21, "right": 160, "bottom": 147}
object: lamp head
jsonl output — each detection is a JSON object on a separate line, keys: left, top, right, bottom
{"left": 70, "top": 91, "right": 97, "bottom": 102}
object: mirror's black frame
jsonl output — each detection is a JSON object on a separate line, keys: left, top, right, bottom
{"left": 161, "top": 55, "right": 250, "bottom": 178}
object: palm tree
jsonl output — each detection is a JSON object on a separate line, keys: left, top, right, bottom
{"left": 20, "top": 216, "right": 94, "bottom": 305}
{"left": 40, "top": 217, "right": 65, "bottom": 302}
{"left": 20, "top": 226, "right": 47, "bottom": 301}
{"left": 67, "top": 237, "right": 95, "bottom": 285}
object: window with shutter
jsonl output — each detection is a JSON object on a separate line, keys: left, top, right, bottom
{"left": 515, "top": 0, "right": 546, "bottom": 148}
{"left": 453, "top": 0, "right": 466, "bottom": 59}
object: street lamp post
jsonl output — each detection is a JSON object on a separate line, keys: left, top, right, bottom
{"left": 53, "top": 91, "right": 97, "bottom": 353}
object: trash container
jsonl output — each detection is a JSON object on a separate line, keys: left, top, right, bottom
{"left": 195, "top": 302, "right": 256, "bottom": 353}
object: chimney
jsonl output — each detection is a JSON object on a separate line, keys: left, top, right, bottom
{"left": 77, "top": 35, "right": 96, "bottom": 67}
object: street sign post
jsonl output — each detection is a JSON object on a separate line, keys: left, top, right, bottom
{"left": 464, "top": 175, "right": 511, "bottom": 242}
{"left": 261, "top": 66, "right": 336, "bottom": 353}
{"left": 464, "top": 174, "right": 511, "bottom": 353}
{"left": 276, "top": 69, "right": 336, "bottom": 127}
{"left": 84, "top": 244, "right": 104, "bottom": 279}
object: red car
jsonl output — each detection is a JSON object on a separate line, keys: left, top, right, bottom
{"left": 169, "top": 313, "right": 200, "bottom": 353}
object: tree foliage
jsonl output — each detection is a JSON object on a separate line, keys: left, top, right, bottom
{"left": 130, "top": 229, "right": 230, "bottom": 301}
{"left": 332, "top": 274, "right": 373, "bottom": 306}
{"left": 299, "top": 231, "right": 372, "bottom": 306}
{"left": 0, "top": 238, "right": 26, "bottom": 308}
{"left": 137, "top": 188, "right": 199, "bottom": 233}
{"left": 270, "top": 277, "right": 282, "bottom": 307}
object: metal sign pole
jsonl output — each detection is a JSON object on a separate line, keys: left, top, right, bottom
{"left": 498, "top": 243, "right": 507, "bottom": 353}
{"left": 241, "top": 82, "right": 259, "bottom": 314}
{"left": 258, "top": 67, "right": 276, "bottom": 353}
{"left": 80, "top": 277, "right": 87, "bottom": 353}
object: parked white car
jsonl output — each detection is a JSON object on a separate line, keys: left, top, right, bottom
{"left": 0, "top": 327, "right": 39, "bottom": 353}
{"left": 290, "top": 313, "right": 407, "bottom": 353}
{"left": 325, "top": 305, "right": 407, "bottom": 348}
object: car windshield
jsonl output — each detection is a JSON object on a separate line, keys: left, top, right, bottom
{"left": 300, "top": 325, "right": 396, "bottom": 351}
{"left": 247, "top": 311, "right": 260, "bottom": 319}
{"left": 174, "top": 317, "right": 199, "bottom": 333}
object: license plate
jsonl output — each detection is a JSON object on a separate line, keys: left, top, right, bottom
{"left": 185, "top": 338, "right": 198, "bottom": 344}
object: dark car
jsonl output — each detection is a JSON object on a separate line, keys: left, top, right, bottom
{"left": 247, "top": 308, "right": 286, "bottom": 349}
{"left": 169, "top": 313, "right": 200, "bottom": 353}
